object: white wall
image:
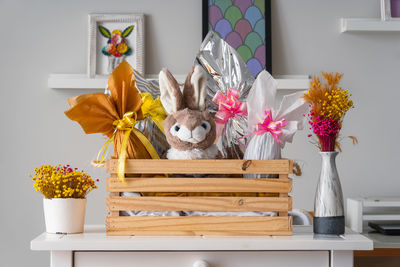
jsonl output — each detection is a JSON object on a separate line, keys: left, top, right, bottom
{"left": 1, "top": 0, "right": 399, "bottom": 266}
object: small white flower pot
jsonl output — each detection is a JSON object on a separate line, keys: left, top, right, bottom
{"left": 43, "top": 198, "right": 86, "bottom": 234}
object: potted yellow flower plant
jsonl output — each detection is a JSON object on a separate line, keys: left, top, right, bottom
{"left": 30, "top": 164, "right": 98, "bottom": 234}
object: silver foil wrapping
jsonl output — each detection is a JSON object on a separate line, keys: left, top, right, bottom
{"left": 133, "top": 69, "right": 161, "bottom": 98}
{"left": 195, "top": 31, "right": 255, "bottom": 159}
{"left": 133, "top": 70, "right": 169, "bottom": 158}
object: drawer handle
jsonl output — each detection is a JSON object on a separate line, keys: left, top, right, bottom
{"left": 193, "top": 260, "right": 209, "bottom": 267}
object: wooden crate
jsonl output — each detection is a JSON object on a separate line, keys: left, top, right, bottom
{"left": 105, "top": 159, "right": 293, "bottom": 236}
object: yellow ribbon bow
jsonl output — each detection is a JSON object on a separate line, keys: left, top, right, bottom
{"left": 115, "top": 111, "right": 160, "bottom": 182}
{"left": 140, "top": 92, "right": 166, "bottom": 134}
{"left": 95, "top": 94, "right": 166, "bottom": 183}
{"left": 96, "top": 111, "right": 160, "bottom": 183}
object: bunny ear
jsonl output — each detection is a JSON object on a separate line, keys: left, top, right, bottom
{"left": 159, "top": 68, "right": 184, "bottom": 114}
{"left": 183, "top": 65, "right": 207, "bottom": 111}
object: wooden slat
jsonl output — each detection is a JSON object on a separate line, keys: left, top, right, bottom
{"left": 106, "top": 159, "right": 292, "bottom": 174}
{"left": 106, "top": 177, "right": 292, "bottom": 193}
{"left": 106, "top": 229, "right": 292, "bottom": 236}
{"left": 278, "top": 195, "right": 289, "bottom": 216}
{"left": 279, "top": 174, "right": 289, "bottom": 216}
{"left": 106, "top": 216, "right": 292, "bottom": 236}
{"left": 106, "top": 195, "right": 291, "bottom": 212}
{"left": 108, "top": 192, "right": 119, "bottom": 216}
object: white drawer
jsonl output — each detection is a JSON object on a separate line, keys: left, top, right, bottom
{"left": 75, "top": 251, "right": 329, "bottom": 267}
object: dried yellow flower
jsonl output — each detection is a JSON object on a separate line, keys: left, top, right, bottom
{"left": 304, "top": 72, "right": 353, "bottom": 122}
{"left": 30, "top": 165, "right": 98, "bottom": 199}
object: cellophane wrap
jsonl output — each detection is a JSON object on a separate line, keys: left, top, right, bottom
{"left": 244, "top": 70, "right": 308, "bottom": 178}
{"left": 196, "top": 31, "right": 254, "bottom": 159}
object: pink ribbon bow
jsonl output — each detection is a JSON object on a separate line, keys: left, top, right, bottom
{"left": 253, "top": 110, "right": 287, "bottom": 143}
{"left": 212, "top": 88, "right": 247, "bottom": 124}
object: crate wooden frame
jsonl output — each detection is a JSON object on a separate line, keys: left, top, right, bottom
{"left": 105, "top": 159, "right": 293, "bottom": 236}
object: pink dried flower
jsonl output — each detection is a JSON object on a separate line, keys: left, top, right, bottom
{"left": 309, "top": 115, "right": 341, "bottom": 137}
{"left": 111, "top": 34, "right": 122, "bottom": 45}
{"left": 307, "top": 110, "right": 341, "bottom": 151}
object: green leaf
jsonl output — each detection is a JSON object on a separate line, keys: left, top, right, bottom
{"left": 124, "top": 47, "right": 132, "bottom": 56}
{"left": 102, "top": 46, "right": 110, "bottom": 56}
{"left": 122, "top": 25, "right": 134, "bottom": 37}
{"left": 98, "top": 25, "right": 111, "bottom": 38}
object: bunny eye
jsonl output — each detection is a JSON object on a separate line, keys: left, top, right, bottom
{"left": 170, "top": 123, "right": 180, "bottom": 136}
{"left": 201, "top": 121, "right": 210, "bottom": 130}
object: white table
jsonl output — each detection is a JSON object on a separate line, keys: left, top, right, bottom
{"left": 31, "top": 225, "right": 373, "bottom": 267}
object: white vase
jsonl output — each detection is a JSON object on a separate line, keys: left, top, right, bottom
{"left": 107, "top": 56, "right": 125, "bottom": 74}
{"left": 313, "top": 151, "right": 345, "bottom": 235}
{"left": 43, "top": 198, "right": 86, "bottom": 234}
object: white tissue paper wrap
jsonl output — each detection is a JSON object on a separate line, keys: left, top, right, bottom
{"left": 120, "top": 192, "right": 182, "bottom": 217}
{"left": 244, "top": 70, "right": 308, "bottom": 178}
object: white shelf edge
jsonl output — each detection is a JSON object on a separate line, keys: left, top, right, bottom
{"left": 341, "top": 18, "right": 400, "bottom": 32}
{"left": 363, "top": 214, "right": 400, "bottom": 220}
{"left": 48, "top": 74, "right": 108, "bottom": 90}
{"left": 363, "top": 202, "right": 400, "bottom": 207}
{"left": 356, "top": 197, "right": 400, "bottom": 207}
{"left": 48, "top": 74, "right": 310, "bottom": 91}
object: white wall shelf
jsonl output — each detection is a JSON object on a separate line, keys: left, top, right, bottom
{"left": 347, "top": 197, "right": 400, "bottom": 233}
{"left": 48, "top": 74, "right": 310, "bottom": 91}
{"left": 341, "top": 18, "right": 400, "bottom": 32}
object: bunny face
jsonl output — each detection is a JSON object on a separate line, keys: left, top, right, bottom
{"left": 160, "top": 66, "right": 217, "bottom": 152}
{"left": 164, "top": 108, "right": 216, "bottom": 150}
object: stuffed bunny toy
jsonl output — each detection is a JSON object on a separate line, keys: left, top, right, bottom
{"left": 159, "top": 65, "right": 218, "bottom": 160}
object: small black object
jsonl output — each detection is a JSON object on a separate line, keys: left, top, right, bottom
{"left": 368, "top": 222, "right": 400, "bottom": 235}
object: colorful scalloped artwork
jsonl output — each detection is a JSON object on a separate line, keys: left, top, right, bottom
{"left": 208, "top": 0, "right": 267, "bottom": 77}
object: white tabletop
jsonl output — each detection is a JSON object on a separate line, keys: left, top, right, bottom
{"left": 31, "top": 225, "right": 373, "bottom": 251}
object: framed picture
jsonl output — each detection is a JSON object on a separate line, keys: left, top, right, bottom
{"left": 381, "top": 0, "right": 400, "bottom": 20}
{"left": 202, "top": 0, "right": 271, "bottom": 77}
{"left": 88, "top": 14, "right": 144, "bottom": 78}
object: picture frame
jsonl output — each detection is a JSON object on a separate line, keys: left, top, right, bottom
{"left": 87, "top": 13, "right": 144, "bottom": 78}
{"left": 381, "top": 0, "right": 400, "bottom": 21}
{"left": 202, "top": 0, "right": 272, "bottom": 77}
